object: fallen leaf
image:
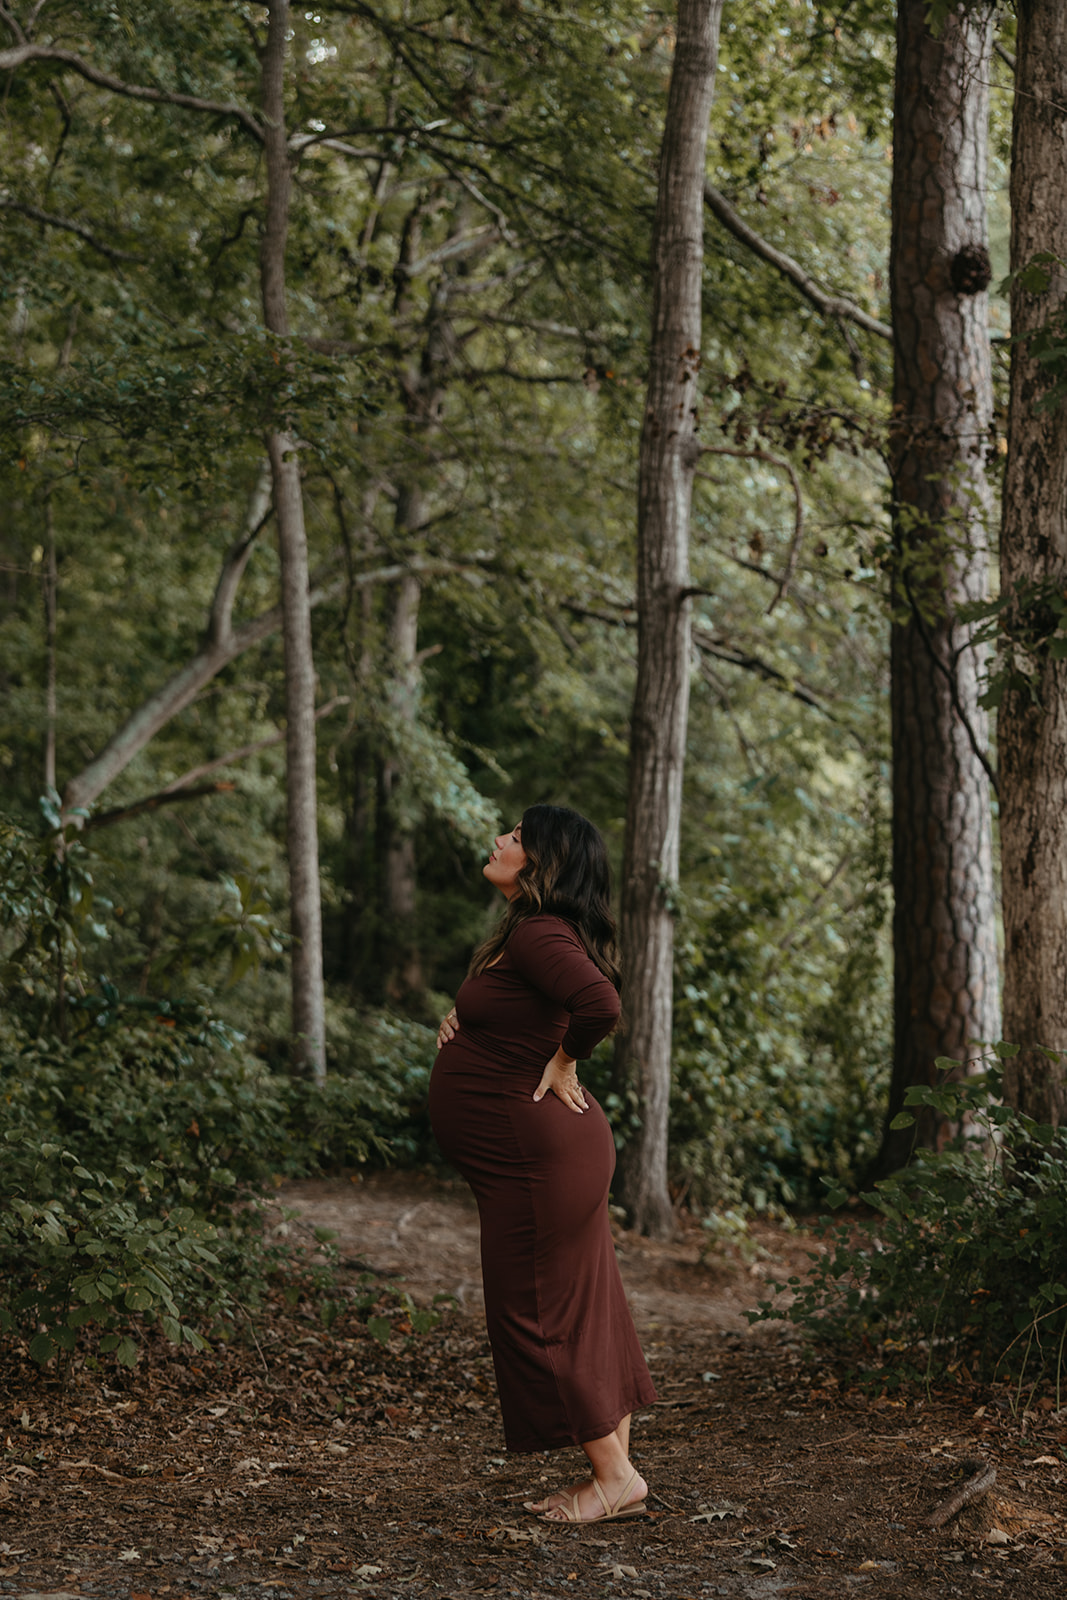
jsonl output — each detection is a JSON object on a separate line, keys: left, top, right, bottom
{"left": 986, "top": 1528, "right": 1011, "bottom": 1546}
{"left": 855, "top": 1560, "right": 880, "bottom": 1571}
{"left": 691, "top": 1499, "right": 746, "bottom": 1522}
{"left": 610, "top": 1565, "right": 638, "bottom": 1579}
{"left": 1030, "top": 1455, "right": 1060, "bottom": 1466}
{"left": 353, "top": 1565, "right": 382, "bottom": 1578}
{"left": 118, "top": 1549, "right": 141, "bottom": 1562}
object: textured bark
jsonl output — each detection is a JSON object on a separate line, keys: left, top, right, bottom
{"left": 877, "top": 0, "right": 1000, "bottom": 1175}
{"left": 613, "top": 0, "right": 722, "bottom": 1238}
{"left": 261, "top": 0, "right": 326, "bottom": 1081}
{"left": 999, "top": 0, "right": 1067, "bottom": 1126}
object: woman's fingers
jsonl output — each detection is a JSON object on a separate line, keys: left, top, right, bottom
{"left": 436, "top": 1008, "right": 459, "bottom": 1049}
{"left": 533, "top": 1065, "right": 586, "bottom": 1113}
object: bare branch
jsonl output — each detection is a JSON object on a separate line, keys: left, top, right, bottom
{"left": 399, "top": 224, "right": 500, "bottom": 278}
{"left": 704, "top": 181, "right": 892, "bottom": 341}
{"left": 995, "top": 42, "right": 1016, "bottom": 72}
{"left": 61, "top": 551, "right": 486, "bottom": 817}
{"left": 926, "top": 1459, "right": 996, "bottom": 1529}
{"left": 466, "top": 310, "right": 585, "bottom": 341}
{"left": 84, "top": 782, "right": 236, "bottom": 832}
{"left": 0, "top": 43, "right": 264, "bottom": 141}
{"left": 0, "top": 196, "right": 144, "bottom": 263}
{"left": 0, "top": 4, "right": 28, "bottom": 45}
{"left": 697, "top": 448, "right": 805, "bottom": 612}
{"left": 692, "top": 626, "right": 833, "bottom": 714}
{"left": 159, "top": 695, "right": 351, "bottom": 794}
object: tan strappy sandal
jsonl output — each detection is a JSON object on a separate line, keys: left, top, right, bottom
{"left": 537, "top": 1469, "right": 647, "bottom": 1524}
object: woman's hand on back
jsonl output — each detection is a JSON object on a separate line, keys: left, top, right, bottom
{"left": 533, "top": 1048, "right": 587, "bottom": 1115}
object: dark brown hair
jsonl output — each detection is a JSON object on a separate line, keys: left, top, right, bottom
{"left": 469, "top": 804, "right": 621, "bottom": 987}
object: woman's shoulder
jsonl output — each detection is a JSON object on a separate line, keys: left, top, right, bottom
{"left": 507, "top": 912, "right": 582, "bottom": 948}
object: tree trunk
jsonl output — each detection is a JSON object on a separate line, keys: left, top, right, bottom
{"left": 261, "top": 0, "right": 326, "bottom": 1081}
{"left": 999, "top": 0, "right": 1067, "bottom": 1127}
{"left": 875, "top": 0, "right": 1000, "bottom": 1175}
{"left": 612, "top": 0, "right": 723, "bottom": 1238}
{"left": 373, "top": 190, "right": 476, "bottom": 1007}
{"left": 378, "top": 565, "right": 425, "bottom": 1004}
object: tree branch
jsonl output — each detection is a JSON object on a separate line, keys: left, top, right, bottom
{"left": 926, "top": 1459, "right": 996, "bottom": 1529}
{"left": 159, "top": 695, "right": 351, "bottom": 795}
{"left": 0, "top": 44, "right": 264, "bottom": 142}
{"left": 0, "top": 197, "right": 145, "bottom": 263}
{"left": 697, "top": 448, "right": 806, "bottom": 612}
{"left": 704, "top": 181, "right": 892, "bottom": 341}
{"left": 84, "top": 782, "right": 236, "bottom": 832}
{"left": 692, "top": 627, "right": 833, "bottom": 714}
{"left": 61, "top": 551, "right": 485, "bottom": 818}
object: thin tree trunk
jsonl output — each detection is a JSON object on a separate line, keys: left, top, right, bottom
{"left": 999, "top": 0, "right": 1067, "bottom": 1127}
{"left": 43, "top": 497, "right": 57, "bottom": 794}
{"left": 261, "top": 0, "right": 326, "bottom": 1080}
{"left": 613, "top": 0, "right": 723, "bottom": 1239}
{"left": 876, "top": 0, "right": 1000, "bottom": 1176}
{"left": 374, "top": 191, "right": 476, "bottom": 1007}
{"left": 378, "top": 565, "right": 425, "bottom": 1003}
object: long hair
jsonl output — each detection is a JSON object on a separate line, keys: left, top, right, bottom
{"left": 468, "top": 804, "right": 621, "bottom": 988}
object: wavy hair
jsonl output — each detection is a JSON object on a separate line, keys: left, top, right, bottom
{"left": 469, "top": 804, "right": 621, "bottom": 988}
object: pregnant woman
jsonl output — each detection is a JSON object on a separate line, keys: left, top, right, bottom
{"left": 428, "top": 804, "right": 657, "bottom": 1524}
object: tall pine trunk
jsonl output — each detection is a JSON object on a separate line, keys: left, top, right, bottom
{"left": 613, "top": 0, "right": 723, "bottom": 1238}
{"left": 875, "top": 0, "right": 1000, "bottom": 1175}
{"left": 999, "top": 0, "right": 1067, "bottom": 1126}
{"left": 261, "top": 0, "right": 326, "bottom": 1080}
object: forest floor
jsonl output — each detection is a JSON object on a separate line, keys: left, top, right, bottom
{"left": 2, "top": 1170, "right": 1067, "bottom": 1600}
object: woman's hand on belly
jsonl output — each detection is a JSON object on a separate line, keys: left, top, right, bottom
{"left": 437, "top": 1004, "right": 459, "bottom": 1050}
{"left": 532, "top": 1048, "right": 588, "bottom": 1114}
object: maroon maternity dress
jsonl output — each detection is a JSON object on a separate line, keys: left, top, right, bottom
{"left": 428, "top": 914, "right": 657, "bottom": 1453}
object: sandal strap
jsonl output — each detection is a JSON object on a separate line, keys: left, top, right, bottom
{"left": 594, "top": 1468, "right": 638, "bottom": 1518}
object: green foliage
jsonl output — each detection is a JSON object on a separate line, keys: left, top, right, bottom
{"left": 755, "top": 1055, "right": 1067, "bottom": 1388}
{"left": 1, "top": 0, "right": 897, "bottom": 1234}
{"left": 662, "top": 746, "right": 889, "bottom": 1214}
{"left": 960, "top": 577, "right": 1067, "bottom": 712}
{"left": 0, "top": 813, "right": 432, "bottom": 1368}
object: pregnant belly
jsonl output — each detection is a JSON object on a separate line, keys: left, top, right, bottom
{"left": 428, "top": 1048, "right": 615, "bottom": 1196}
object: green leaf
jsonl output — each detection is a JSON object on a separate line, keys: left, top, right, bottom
{"left": 116, "top": 1336, "right": 139, "bottom": 1368}
{"left": 889, "top": 1112, "right": 915, "bottom": 1131}
{"left": 366, "top": 1316, "right": 392, "bottom": 1346}
{"left": 29, "top": 1332, "right": 56, "bottom": 1364}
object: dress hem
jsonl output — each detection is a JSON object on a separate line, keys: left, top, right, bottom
{"left": 502, "top": 1391, "right": 658, "bottom": 1455}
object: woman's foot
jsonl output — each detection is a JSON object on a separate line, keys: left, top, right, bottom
{"left": 531, "top": 1467, "right": 648, "bottom": 1523}
{"left": 523, "top": 1477, "right": 590, "bottom": 1515}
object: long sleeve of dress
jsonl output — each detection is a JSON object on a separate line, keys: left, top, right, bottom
{"left": 505, "top": 916, "right": 621, "bottom": 1060}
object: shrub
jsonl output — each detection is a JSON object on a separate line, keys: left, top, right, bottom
{"left": 754, "top": 1051, "right": 1067, "bottom": 1388}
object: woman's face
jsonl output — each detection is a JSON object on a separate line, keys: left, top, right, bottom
{"left": 483, "top": 823, "right": 527, "bottom": 900}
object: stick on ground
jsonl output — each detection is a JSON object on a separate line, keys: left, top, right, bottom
{"left": 925, "top": 1458, "right": 997, "bottom": 1528}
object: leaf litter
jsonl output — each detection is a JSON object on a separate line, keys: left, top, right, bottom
{"left": 1, "top": 1172, "right": 1067, "bottom": 1600}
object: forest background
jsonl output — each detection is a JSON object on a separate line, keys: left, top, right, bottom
{"left": 5, "top": 0, "right": 1064, "bottom": 1380}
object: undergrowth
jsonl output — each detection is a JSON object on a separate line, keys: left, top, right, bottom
{"left": 0, "top": 810, "right": 442, "bottom": 1375}
{"left": 754, "top": 1049, "right": 1067, "bottom": 1394}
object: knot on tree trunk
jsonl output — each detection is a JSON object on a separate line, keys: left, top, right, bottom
{"left": 950, "top": 243, "right": 992, "bottom": 297}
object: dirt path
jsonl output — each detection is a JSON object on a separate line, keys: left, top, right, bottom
{"left": 3, "top": 1172, "right": 1067, "bottom": 1600}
